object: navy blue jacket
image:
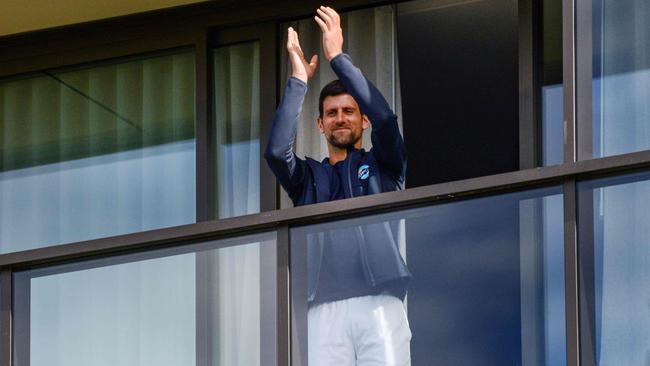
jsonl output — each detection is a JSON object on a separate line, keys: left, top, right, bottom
{"left": 265, "top": 53, "right": 411, "bottom": 301}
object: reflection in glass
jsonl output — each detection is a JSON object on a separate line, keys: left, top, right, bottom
{"left": 13, "top": 232, "right": 276, "bottom": 366}
{"left": 291, "top": 187, "right": 565, "bottom": 365}
{"left": 578, "top": 171, "right": 650, "bottom": 365}
{"left": 213, "top": 42, "right": 260, "bottom": 218}
{"left": 582, "top": 0, "right": 650, "bottom": 158}
{"left": 0, "top": 52, "right": 196, "bottom": 253}
{"left": 543, "top": 85, "right": 564, "bottom": 166}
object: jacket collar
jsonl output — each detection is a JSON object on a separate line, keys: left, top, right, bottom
{"left": 320, "top": 147, "right": 365, "bottom": 166}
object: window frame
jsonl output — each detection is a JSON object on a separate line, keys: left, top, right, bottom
{"left": 11, "top": 231, "right": 278, "bottom": 366}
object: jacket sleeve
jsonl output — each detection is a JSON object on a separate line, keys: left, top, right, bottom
{"left": 264, "top": 76, "right": 309, "bottom": 199}
{"left": 330, "top": 53, "right": 407, "bottom": 183}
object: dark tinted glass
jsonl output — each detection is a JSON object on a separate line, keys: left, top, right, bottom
{"left": 397, "top": 0, "right": 519, "bottom": 186}
{"left": 291, "top": 187, "right": 565, "bottom": 365}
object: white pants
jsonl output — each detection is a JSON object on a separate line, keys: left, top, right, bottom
{"left": 308, "top": 295, "right": 412, "bottom": 366}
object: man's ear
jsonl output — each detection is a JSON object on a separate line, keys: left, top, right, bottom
{"left": 317, "top": 117, "right": 325, "bottom": 133}
{"left": 362, "top": 114, "right": 370, "bottom": 130}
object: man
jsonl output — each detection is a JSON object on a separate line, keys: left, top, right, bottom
{"left": 265, "top": 6, "right": 411, "bottom": 366}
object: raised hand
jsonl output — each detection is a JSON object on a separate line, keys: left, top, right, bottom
{"left": 314, "top": 6, "right": 343, "bottom": 61}
{"left": 287, "top": 27, "right": 318, "bottom": 83}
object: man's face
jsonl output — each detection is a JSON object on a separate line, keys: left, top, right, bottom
{"left": 317, "top": 93, "right": 369, "bottom": 150}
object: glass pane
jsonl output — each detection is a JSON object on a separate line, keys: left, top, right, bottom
{"left": 542, "top": 0, "right": 564, "bottom": 166}
{"left": 0, "top": 52, "right": 196, "bottom": 253}
{"left": 580, "top": 0, "right": 650, "bottom": 159}
{"left": 397, "top": 0, "right": 518, "bottom": 185}
{"left": 578, "top": 171, "right": 650, "bottom": 365}
{"left": 213, "top": 42, "right": 261, "bottom": 218}
{"left": 542, "top": 84, "right": 564, "bottom": 165}
{"left": 291, "top": 187, "right": 565, "bottom": 365}
{"left": 13, "top": 232, "right": 276, "bottom": 366}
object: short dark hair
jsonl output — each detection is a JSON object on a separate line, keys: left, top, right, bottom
{"left": 318, "top": 80, "right": 349, "bottom": 118}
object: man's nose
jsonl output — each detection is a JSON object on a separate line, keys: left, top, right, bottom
{"left": 334, "top": 110, "right": 346, "bottom": 123}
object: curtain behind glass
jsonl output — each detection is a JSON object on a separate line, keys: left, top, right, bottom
{"left": 208, "top": 41, "right": 261, "bottom": 366}
{"left": 280, "top": 6, "right": 401, "bottom": 208}
{"left": 29, "top": 254, "right": 196, "bottom": 366}
{"left": 18, "top": 233, "right": 276, "bottom": 366}
{"left": 214, "top": 42, "right": 261, "bottom": 218}
{"left": 0, "top": 52, "right": 196, "bottom": 253}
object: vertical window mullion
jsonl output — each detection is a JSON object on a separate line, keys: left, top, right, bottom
{"left": 563, "top": 179, "right": 580, "bottom": 366}
{"left": 518, "top": 0, "right": 542, "bottom": 170}
{"left": 258, "top": 23, "right": 279, "bottom": 212}
{"left": 0, "top": 270, "right": 12, "bottom": 366}
{"left": 11, "top": 272, "right": 29, "bottom": 366}
{"left": 562, "top": 14, "right": 579, "bottom": 366}
{"left": 194, "top": 27, "right": 215, "bottom": 366}
{"left": 276, "top": 225, "right": 290, "bottom": 366}
{"left": 575, "top": 0, "right": 593, "bottom": 161}
{"left": 563, "top": 0, "right": 577, "bottom": 164}
{"left": 196, "top": 28, "right": 216, "bottom": 222}
{"left": 576, "top": 177, "right": 598, "bottom": 366}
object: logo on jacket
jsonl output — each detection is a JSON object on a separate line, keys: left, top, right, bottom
{"left": 358, "top": 164, "right": 370, "bottom": 180}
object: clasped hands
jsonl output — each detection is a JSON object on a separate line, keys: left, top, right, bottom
{"left": 288, "top": 6, "right": 343, "bottom": 83}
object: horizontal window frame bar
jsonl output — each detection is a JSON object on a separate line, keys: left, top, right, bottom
{"left": 14, "top": 231, "right": 276, "bottom": 280}
{"left": 1, "top": 149, "right": 650, "bottom": 269}
{"left": 0, "top": 32, "right": 197, "bottom": 79}
{"left": 0, "top": 0, "right": 394, "bottom": 79}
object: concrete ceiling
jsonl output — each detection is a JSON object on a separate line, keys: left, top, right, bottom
{"left": 0, "top": 0, "right": 208, "bottom": 37}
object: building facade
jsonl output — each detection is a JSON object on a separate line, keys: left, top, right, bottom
{"left": 0, "top": 0, "right": 649, "bottom": 365}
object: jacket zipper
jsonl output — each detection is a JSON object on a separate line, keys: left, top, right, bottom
{"left": 345, "top": 152, "right": 353, "bottom": 198}
{"left": 348, "top": 151, "right": 376, "bottom": 284}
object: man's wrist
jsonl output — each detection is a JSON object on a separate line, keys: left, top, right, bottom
{"left": 327, "top": 50, "right": 343, "bottom": 62}
{"left": 329, "top": 52, "right": 346, "bottom": 63}
{"left": 289, "top": 75, "right": 308, "bottom": 86}
{"left": 291, "top": 73, "right": 308, "bottom": 83}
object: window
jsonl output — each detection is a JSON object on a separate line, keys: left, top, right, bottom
{"left": 578, "top": 170, "right": 650, "bottom": 365}
{"left": 291, "top": 186, "right": 565, "bottom": 365}
{"left": 13, "top": 232, "right": 277, "bottom": 366}
{"left": 578, "top": 0, "right": 650, "bottom": 159}
{"left": 397, "top": 0, "right": 519, "bottom": 185}
{"left": 0, "top": 51, "right": 196, "bottom": 253}
{"left": 1, "top": 2, "right": 649, "bottom": 366}
{"left": 213, "top": 41, "right": 261, "bottom": 218}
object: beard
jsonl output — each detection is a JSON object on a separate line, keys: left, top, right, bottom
{"left": 327, "top": 129, "right": 361, "bottom": 149}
